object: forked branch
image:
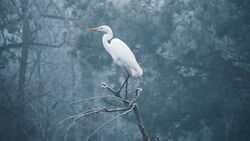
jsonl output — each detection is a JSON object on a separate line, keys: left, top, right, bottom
{"left": 53, "top": 81, "right": 150, "bottom": 141}
{"left": 101, "top": 83, "right": 150, "bottom": 141}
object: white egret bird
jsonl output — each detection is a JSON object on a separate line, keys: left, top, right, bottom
{"left": 88, "top": 25, "right": 143, "bottom": 98}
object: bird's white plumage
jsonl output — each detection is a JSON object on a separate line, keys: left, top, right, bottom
{"left": 88, "top": 25, "right": 143, "bottom": 77}
{"left": 109, "top": 38, "right": 143, "bottom": 76}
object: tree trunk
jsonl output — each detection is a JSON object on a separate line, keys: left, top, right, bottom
{"left": 133, "top": 104, "right": 150, "bottom": 141}
{"left": 17, "top": 0, "right": 30, "bottom": 140}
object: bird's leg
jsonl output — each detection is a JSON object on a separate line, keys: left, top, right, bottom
{"left": 117, "top": 74, "right": 129, "bottom": 95}
{"left": 101, "top": 69, "right": 129, "bottom": 98}
{"left": 125, "top": 74, "right": 129, "bottom": 99}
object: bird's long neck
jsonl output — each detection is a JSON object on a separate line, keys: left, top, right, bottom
{"left": 102, "top": 31, "right": 113, "bottom": 53}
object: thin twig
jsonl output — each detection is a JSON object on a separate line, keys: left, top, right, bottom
{"left": 85, "top": 104, "right": 135, "bottom": 141}
{"left": 61, "top": 106, "right": 131, "bottom": 141}
{"left": 131, "top": 88, "right": 142, "bottom": 104}
{"left": 74, "top": 107, "right": 130, "bottom": 122}
{"left": 102, "top": 107, "right": 130, "bottom": 113}
{"left": 64, "top": 120, "right": 75, "bottom": 141}
{"left": 101, "top": 83, "right": 118, "bottom": 96}
{"left": 50, "top": 106, "right": 131, "bottom": 130}
{"left": 48, "top": 108, "right": 104, "bottom": 130}
{"left": 69, "top": 95, "right": 130, "bottom": 105}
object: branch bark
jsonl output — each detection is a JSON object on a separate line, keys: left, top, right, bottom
{"left": 17, "top": 0, "right": 29, "bottom": 140}
{"left": 102, "top": 83, "right": 150, "bottom": 141}
{"left": 133, "top": 104, "right": 150, "bottom": 141}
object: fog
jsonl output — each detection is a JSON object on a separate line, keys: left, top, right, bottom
{"left": 0, "top": 0, "right": 250, "bottom": 141}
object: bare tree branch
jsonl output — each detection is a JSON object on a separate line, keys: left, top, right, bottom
{"left": 49, "top": 108, "right": 104, "bottom": 131}
{"left": 64, "top": 120, "right": 76, "bottom": 141}
{"left": 133, "top": 104, "right": 150, "bottom": 141}
{"left": 85, "top": 104, "right": 135, "bottom": 141}
{"left": 50, "top": 106, "right": 131, "bottom": 131}
{"left": 0, "top": 43, "right": 23, "bottom": 51}
{"left": 101, "top": 83, "right": 150, "bottom": 141}
{"left": 41, "top": 14, "right": 80, "bottom": 21}
{"left": 53, "top": 80, "right": 150, "bottom": 141}
{"left": 131, "top": 88, "right": 142, "bottom": 103}
{"left": 69, "top": 95, "right": 130, "bottom": 105}
{"left": 58, "top": 106, "right": 133, "bottom": 141}
{"left": 101, "top": 82, "right": 119, "bottom": 96}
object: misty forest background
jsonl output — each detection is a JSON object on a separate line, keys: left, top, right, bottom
{"left": 1, "top": 0, "right": 250, "bottom": 141}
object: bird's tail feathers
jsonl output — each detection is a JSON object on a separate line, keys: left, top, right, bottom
{"left": 131, "top": 65, "right": 143, "bottom": 77}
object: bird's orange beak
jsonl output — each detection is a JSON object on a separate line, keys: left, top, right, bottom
{"left": 87, "top": 28, "right": 97, "bottom": 31}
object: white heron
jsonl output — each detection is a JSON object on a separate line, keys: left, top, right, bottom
{"left": 88, "top": 25, "right": 143, "bottom": 98}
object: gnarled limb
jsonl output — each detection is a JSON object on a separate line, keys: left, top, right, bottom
{"left": 101, "top": 82, "right": 150, "bottom": 141}
{"left": 53, "top": 80, "right": 150, "bottom": 141}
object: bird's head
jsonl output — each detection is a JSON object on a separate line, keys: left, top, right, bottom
{"left": 88, "top": 25, "right": 112, "bottom": 34}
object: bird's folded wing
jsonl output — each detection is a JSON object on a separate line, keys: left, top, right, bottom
{"left": 110, "top": 38, "right": 139, "bottom": 67}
